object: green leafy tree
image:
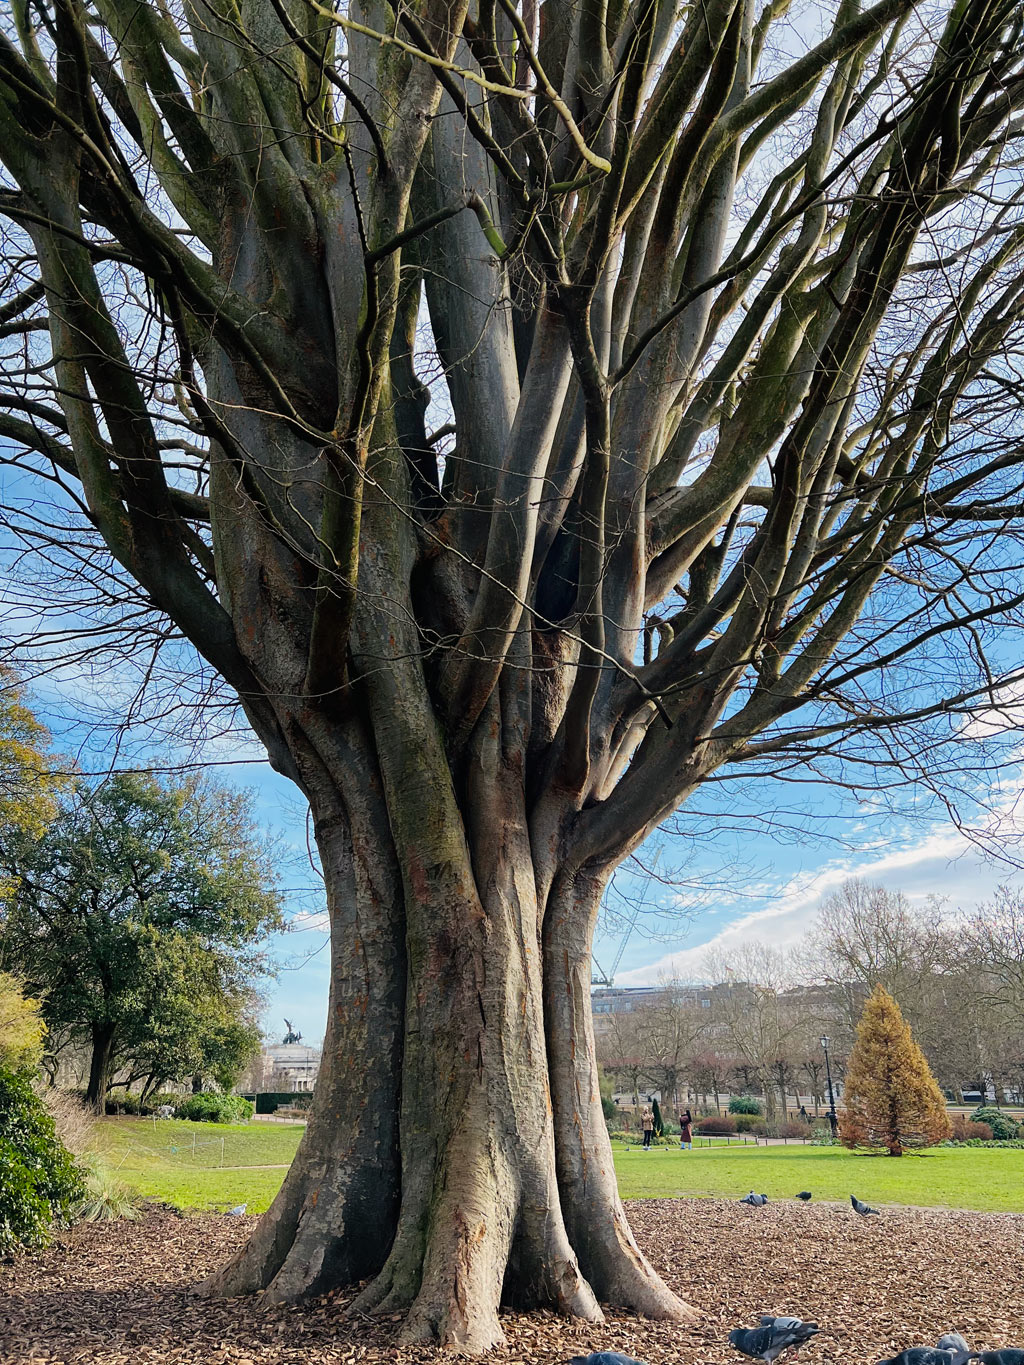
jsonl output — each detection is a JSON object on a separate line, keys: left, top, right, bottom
{"left": 118, "top": 932, "right": 264, "bottom": 1097}
{"left": 0, "top": 972, "right": 46, "bottom": 1071}
{"left": 0, "top": 773, "right": 283, "bottom": 1110}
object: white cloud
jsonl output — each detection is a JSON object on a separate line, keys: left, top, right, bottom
{"left": 615, "top": 822, "right": 1018, "bottom": 985}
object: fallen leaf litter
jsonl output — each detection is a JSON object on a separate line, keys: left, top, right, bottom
{"left": 2, "top": 1198, "right": 1022, "bottom": 1364}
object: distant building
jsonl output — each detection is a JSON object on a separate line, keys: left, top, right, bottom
{"left": 264, "top": 1039, "right": 321, "bottom": 1091}
{"left": 591, "top": 985, "right": 664, "bottom": 1015}
{"left": 238, "top": 1021, "right": 322, "bottom": 1093}
{"left": 591, "top": 983, "right": 720, "bottom": 1034}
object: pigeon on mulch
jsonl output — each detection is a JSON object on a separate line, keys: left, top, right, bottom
{"left": 852, "top": 1194, "right": 880, "bottom": 1216}
{"left": 937, "top": 1335, "right": 971, "bottom": 1355}
{"left": 226, "top": 1203, "right": 248, "bottom": 1216}
{"left": 568, "top": 1355, "right": 650, "bottom": 1365}
{"left": 729, "top": 1315, "right": 819, "bottom": 1362}
{"left": 973, "top": 1353, "right": 1024, "bottom": 1364}
{"left": 796, "top": 1192, "right": 812, "bottom": 1201}
{"left": 877, "top": 1339, "right": 972, "bottom": 1365}
{"left": 876, "top": 1351, "right": 970, "bottom": 1365}
{"left": 740, "top": 1191, "right": 769, "bottom": 1206}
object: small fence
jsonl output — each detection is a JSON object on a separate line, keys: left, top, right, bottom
{"left": 620, "top": 1134, "right": 814, "bottom": 1149}
{"left": 99, "top": 1116, "right": 298, "bottom": 1172}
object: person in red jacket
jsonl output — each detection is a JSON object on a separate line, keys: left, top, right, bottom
{"left": 678, "top": 1108, "right": 693, "bottom": 1150}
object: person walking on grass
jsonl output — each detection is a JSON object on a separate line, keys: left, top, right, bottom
{"left": 679, "top": 1108, "right": 693, "bottom": 1150}
{"left": 641, "top": 1106, "right": 654, "bottom": 1149}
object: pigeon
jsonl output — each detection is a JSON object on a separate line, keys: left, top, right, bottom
{"left": 936, "top": 1337, "right": 971, "bottom": 1357}
{"left": 973, "top": 1354, "right": 1024, "bottom": 1365}
{"left": 876, "top": 1351, "right": 968, "bottom": 1365}
{"left": 796, "top": 1191, "right": 812, "bottom": 1201}
{"left": 729, "top": 1316, "right": 819, "bottom": 1362}
{"left": 739, "top": 1190, "right": 769, "bottom": 1206}
{"left": 851, "top": 1194, "right": 880, "bottom": 1216}
{"left": 568, "top": 1355, "right": 650, "bottom": 1365}
{"left": 226, "top": 1203, "right": 248, "bottom": 1216}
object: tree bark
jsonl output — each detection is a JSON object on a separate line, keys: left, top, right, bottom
{"left": 85, "top": 1023, "right": 115, "bottom": 1113}
{"left": 206, "top": 761, "right": 405, "bottom": 1302}
{"left": 544, "top": 869, "right": 697, "bottom": 1321}
{"left": 205, "top": 616, "right": 689, "bottom": 1344}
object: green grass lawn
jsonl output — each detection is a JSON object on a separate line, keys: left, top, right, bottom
{"left": 89, "top": 1117, "right": 305, "bottom": 1213}
{"left": 90, "top": 1118, "right": 1024, "bottom": 1216}
{"left": 613, "top": 1141, "right": 1024, "bottom": 1211}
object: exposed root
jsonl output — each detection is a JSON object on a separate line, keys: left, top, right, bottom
{"left": 583, "top": 1198, "right": 698, "bottom": 1322}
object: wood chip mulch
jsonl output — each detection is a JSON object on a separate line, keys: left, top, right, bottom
{"left": 3, "top": 1199, "right": 1023, "bottom": 1364}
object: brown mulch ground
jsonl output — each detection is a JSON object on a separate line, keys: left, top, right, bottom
{"left": 3, "top": 1200, "right": 1023, "bottom": 1364}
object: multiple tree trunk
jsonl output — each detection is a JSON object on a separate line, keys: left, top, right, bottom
{"left": 2, "top": 0, "right": 1024, "bottom": 1347}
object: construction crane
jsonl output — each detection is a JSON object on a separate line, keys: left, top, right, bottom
{"left": 591, "top": 849, "right": 661, "bottom": 987}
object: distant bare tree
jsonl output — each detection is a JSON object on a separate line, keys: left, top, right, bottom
{"left": 703, "top": 946, "right": 808, "bottom": 1121}
{"left": 809, "top": 881, "right": 951, "bottom": 1030}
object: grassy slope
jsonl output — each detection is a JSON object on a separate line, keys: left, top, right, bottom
{"left": 90, "top": 1118, "right": 1024, "bottom": 1215}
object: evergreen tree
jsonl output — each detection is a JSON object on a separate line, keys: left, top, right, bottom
{"left": 651, "top": 1098, "right": 664, "bottom": 1137}
{"left": 841, "top": 986, "right": 951, "bottom": 1156}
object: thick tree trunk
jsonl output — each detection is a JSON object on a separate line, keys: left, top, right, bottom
{"left": 544, "top": 869, "right": 696, "bottom": 1322}
{"left": 206, "top": 762, "right": 405, "bottom": 1301}
{"left": 202, "top": 443, "right": 690, "bottom": 1345}
{"left": 345, "top": 641, "right": 603, "bottom": 1349}
{"left": 85, "top": 1023, "right": 115, "bottom": 1113}
{"left": 207, "top": 704, "right": 689, "bottom": 1348}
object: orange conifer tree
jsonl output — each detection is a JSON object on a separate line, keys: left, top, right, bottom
{"left": 840, "top": 986, "right": 951, "bottom": 1156}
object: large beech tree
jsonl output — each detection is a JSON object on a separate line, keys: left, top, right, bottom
{"left": 2, "top": 0, "right": 1024, "bottom": 1347}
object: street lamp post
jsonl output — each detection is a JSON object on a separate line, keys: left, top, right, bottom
{"left": 821, "top": 1035, "right": 839, "bottom": 1139}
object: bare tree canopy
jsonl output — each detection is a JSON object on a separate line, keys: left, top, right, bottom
{"left": 3, "top": 0, "right": 1024, "bottom": 1347}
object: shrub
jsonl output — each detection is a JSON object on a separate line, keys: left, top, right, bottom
{"left": 0, "top": 974, "right": 45, "bottom": 1071}
{"left": 105, "top": 1089, "right": 143, "bottom": 1115}
{"left": 601, "top": 1094, "right": 617, "bottom": 1122}
{"left": 105, "top": 1089, "right": 183, "bottom": 1117}
{"left": 733, "top": 1113, "right": 761, "bottom": 1133}
{"left": 146, "top": 1092, "right": 183, "bottom": 1114}
{"left": 173, "top": 1092, "right": 254, "bottom": 1123}
{"left": 776, "top": 1121, "right": 812, "bottom": 1139}
{"left": 694, "top": 1115, "right": 737, "bottom": 1135}
{"left": 74, "top": 1153, "right": 138, "bottom": 1222}
{"left": 0, "top": 1067, "right": 85, "bottom": 1255}
{"left": 950, "top": 1115, "right": 993, "bottom": 1141}
{"left": 969, "top": 1106, "right": 1020, "bottom": 1140}
{"left": 729, "top": 1096, "right": 763, "bottom": 1115}
{"left": 940, "top": 1137, "right": 1024, "bottom": 1148}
